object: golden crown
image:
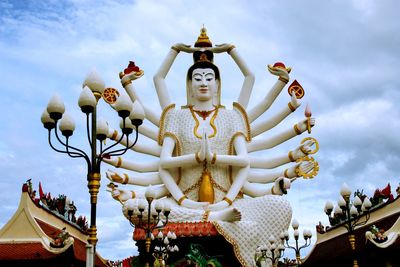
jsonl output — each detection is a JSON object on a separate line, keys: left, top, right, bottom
{"left": 195, "top": 26, "right": 212, "bottom": 48}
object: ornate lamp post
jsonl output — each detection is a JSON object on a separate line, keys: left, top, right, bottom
{"left": 324, "top": 183, "right": 372, "bottom": 267}
{"left": 41, "top": 71, "right": 144, "bottom": 267}
{"left": 152, "top": 230, "right": 179, "bottom": 267}
{"left": 255, "top": 235, "right": 285, "bottom": 267}
{"left": 280, "top": 219, "right": 312, "bottom": 266}
{"left": 125, "top": 187, "right": 171, "bottom": 267}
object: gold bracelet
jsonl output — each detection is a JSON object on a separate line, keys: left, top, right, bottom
{"left": 121, "top": 80, "right": 132, "bottom": 88}
{"left": 284, "top": 169, "right": 290, "bottom": 178}
{"left": 171, "top": 46, "right": 179, "bottom": 53}
{"left": 294, "top": 124, "right": 302, "bottom": 135}
{"left": 111, "top": 130, "right": 118, "bottom": 140}
{"left": 271, "top": 186, "right": 276, "bottom": 195}
{"left": 123, "top": 174, "right": 129, "bottom": 184}
{"left": 227, "top": 45, "right": 236, "bottom": 54}
{"left": 178, "top": 196, "right": 187, "bottom": 205}
{"left": 288, "top": 151, "right": 295, "bottom": 162}
{"left": 223, "top": 196, "right": 233, "bottom": 205}
{"left": 195, "top": 152, "right": 202, "bottom": 163}
{"left": 202, "top": 210, "right": 210, "bottom": 221}
{"left": 279, "top": 76, "right": 289, "bottom": 83}
{"left": 116, "top": 157, "right": 122, "bottom": 168}
{"left": 288, "top": 102, "right": 296, "bottom": 112}
{"left": 211, "top": 153, "right": 217, "bottom": 164}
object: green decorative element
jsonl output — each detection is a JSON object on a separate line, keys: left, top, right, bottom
{"left": 185, "top": 244, "right": 222, "bottom": 267}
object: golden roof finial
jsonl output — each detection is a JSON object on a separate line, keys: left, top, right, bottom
{"left": 195, "top": 25, "right": 212, "bottom": 47}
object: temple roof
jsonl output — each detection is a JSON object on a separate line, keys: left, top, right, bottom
{"left": 303, "top": 196, "right": 400, "bottom": 266}
{"left": 0, "top": 182, "right": 107, "bottom": 267}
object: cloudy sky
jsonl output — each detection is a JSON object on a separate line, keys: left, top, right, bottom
{"left": 1, "top": 0, "right": 399, "bottom": 261}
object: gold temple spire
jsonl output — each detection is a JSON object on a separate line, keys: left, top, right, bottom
{"left": 195, "top": 26, "right": 212, "bottom": 47}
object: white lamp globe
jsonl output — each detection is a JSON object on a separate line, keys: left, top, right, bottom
{"left": 59, "top": 113, "right": 75, "bottom": 137}
{"left": 83, "top": 70, "right": 105, "bottom": 95}
{"left": 47, "top": 94, "right": 65, "bottom": 120}
{"left": 78, "top": 86, "right": 97, "bottom": 113}
{"left": 41, "top": 109, "right": 55, "bottom": 130}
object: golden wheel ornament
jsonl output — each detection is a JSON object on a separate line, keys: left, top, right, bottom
{"left": 102, "top": 87, "right": 120, "bottom": 104}
{"left": 295, "top": 156, "right": 319, "bottom": 179}
{"left": 288, "top": 79, "right": 304, "bottom": 99}
{"left": 300, "top": 137, "right": 319, "bottom": 155}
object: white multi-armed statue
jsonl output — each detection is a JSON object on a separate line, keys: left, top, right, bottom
{"left": 104, "top": 27, "right": 319, "bottom": 266}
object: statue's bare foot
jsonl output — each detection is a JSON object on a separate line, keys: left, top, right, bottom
{"left": 209, "top": 208, "right": 241, "bottom": 222}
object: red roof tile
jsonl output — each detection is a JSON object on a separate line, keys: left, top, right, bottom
{"left": 0, "top": 242, "right": 57, "bottom": 260}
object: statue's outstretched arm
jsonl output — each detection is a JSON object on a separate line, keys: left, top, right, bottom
{"left": 248, "top": 169, "right": 283, "bottom": 183}
{"left": 208, "top": 44, "right": 255, "bottom": 109}
{"left": 103, "top": 156, "right": 159, "bottom": 172}
{"left": 154, "top": 44, "right": 199, "bottom": 109}
{"left": 250, "top": 139, "right": 314, "bottom": 168}
{"left": 227, "top": 47, "right": 255, "bottom": 109}
{"left": 247, "top": 118, "right": 315, "bottom": 153}
{"left": 124, "top": 83, "right": 160, "bottom": 127}
{"left": 242, "top": 177, "right": 290, "bottom": 197}
{"left": 247, "top": 66, "right": 290, "bottom": 123}
{"left": 251, "top": 92, "right": 300, "bottom": 137}
{"left": 137, "top": 124, "right": 158, "bottom": 142}
{"left": 159, "top": 136, "right": 203, "bottom": 169}
{"left": 120, "top": 71, "right": 160, "bottom": 126}
{"left": 159, "top": 137, "right": 209, "bottom": 209}
{"left": 106, "top": 170, "right": 162, "bottom": 186}
{"left": 107, "top": 128, "right": 161, "bottom": 157}
{"left": 248, "top": 161, "right": 314, "bottom": 183}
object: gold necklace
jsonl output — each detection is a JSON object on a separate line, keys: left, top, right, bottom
{"left": 189, "top": 106, "right": 219, "bottom": 138}
{"left": 192, "top": 107, "right": 217, "bottom": 120}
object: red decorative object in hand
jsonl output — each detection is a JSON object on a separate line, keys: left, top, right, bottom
{"left": 273, "top": 62, "right": 286, "bottom": 69}
{"left": 124, "top": 61, "right": 141, "bottom": 75}
{"left": 288, "top": 80, "right": 305, "bottom": 99}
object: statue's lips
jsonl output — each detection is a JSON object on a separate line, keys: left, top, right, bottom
{"left": 199, "top": 88, "right": 208, "bottom": 93}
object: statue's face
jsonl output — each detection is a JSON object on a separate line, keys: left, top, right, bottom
{"left": 191, "top": 68, "right": 218, "bottom": 102}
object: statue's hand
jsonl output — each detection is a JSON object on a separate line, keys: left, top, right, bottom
{"left": 208, "top": 43, "right": 235, "bottom": 54}
{"left": 296, "top": 118, "right": 315, "bottom": 133}
{"left": 289, "top": 161, "right": 314, "bottom": 178}
{"left": 204, "top": 132, "right": 213, "bottom": 162}
{"left": 197, "top": 131, "right": 207, "bottom": 162}
{"left": 273, "top": 177, "right": 291, "bottom": 195}
{"left": 208, "top": 201, "right": 229, "bottom": 211}
{"left": 292, "top": 139, "right": 315, "bottom": 159}
{"left": 290, "top": 90, "right": 301, "bottom": 110}
{"left": 171, "top": 43, "right": 199, "bottom": 53}
{"left": 267, "top": 64, "right": 289, "bottom": 81}
{"left": 181, "top": 198, "right": 209, "bottom": 209}
{"left": 120, "top": 70, "right": 144, "bottom": 87}
{"left": 106, "top": 170, "right": 124, "bottom": 183}
{"left": 111, "top": 189, "right": 120, "bottom": 199}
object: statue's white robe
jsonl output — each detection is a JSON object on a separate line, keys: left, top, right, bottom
{"left": 158, "top": 103, "right": 292, "bottom": 267}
